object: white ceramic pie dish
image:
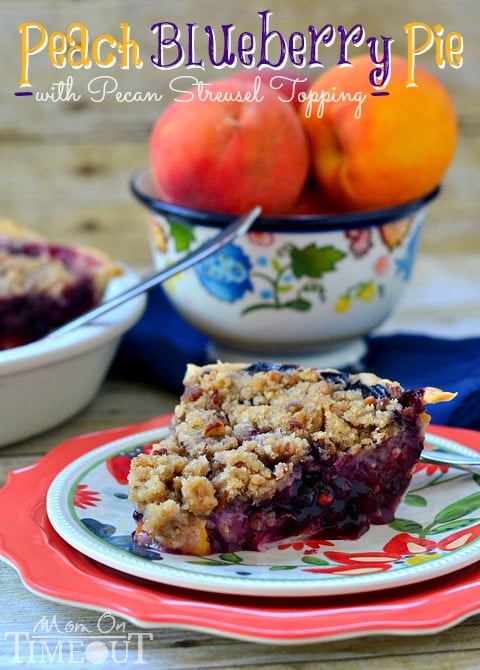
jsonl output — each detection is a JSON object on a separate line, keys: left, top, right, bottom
{"left": 0, "top": 265, "right": 146, "bottom": 447}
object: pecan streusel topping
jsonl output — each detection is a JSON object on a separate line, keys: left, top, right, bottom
{"left": 128, "top": 363, "right": 453, "bottom": 555}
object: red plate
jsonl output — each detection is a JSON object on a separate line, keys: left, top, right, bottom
{"left": 1, "top": 418, "right": 480, "bottom": 644}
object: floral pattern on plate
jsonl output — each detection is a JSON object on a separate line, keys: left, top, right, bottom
{"left": 46, "top": 428, "right": 480, "bottom": 598}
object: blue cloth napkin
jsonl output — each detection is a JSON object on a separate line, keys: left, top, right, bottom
{"left": 113, "top": 286, "right": 480, "bottom": 430}
{"left": 113, "top": 286, "right": 208, "bottom": 394}
{"left": 364, "top": 335, "right": 479, "bottom": 429}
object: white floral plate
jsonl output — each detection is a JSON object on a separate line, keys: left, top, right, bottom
{"left": 46, "top": 428, "right": 480, "bottom": 598}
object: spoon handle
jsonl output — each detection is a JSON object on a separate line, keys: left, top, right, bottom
{"left": 420, "top": 451, "right": 480, "bottom": 474}
{"left": 49, "top": 206, "right": 261, "bottom": 338}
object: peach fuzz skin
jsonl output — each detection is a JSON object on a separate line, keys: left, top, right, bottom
{"left": 149, "top": 78, "right": 310, "bottom": 215}
{"left": 299, "top": 55, "right": 458, "bottom": 211}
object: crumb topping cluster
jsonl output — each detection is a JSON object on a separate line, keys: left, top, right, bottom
{"left": 0, "top": 220, "right": 121, "bottom": 299}
{"left": 128, "top": 363, "right": 409, "bottom": 552}
{"left": 0, "top": 252, "right": 79, "bottom": 297}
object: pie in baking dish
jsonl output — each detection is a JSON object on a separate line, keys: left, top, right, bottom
{"left": 0, "top": 220, "right": 121, "bottom": 349}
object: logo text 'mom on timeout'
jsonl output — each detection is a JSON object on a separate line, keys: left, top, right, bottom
{"left": 4, "top": 613, "right": 153, "bottom": 665}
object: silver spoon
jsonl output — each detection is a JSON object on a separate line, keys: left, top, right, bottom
{"left": 420, "top": 450, "right": 480, "bottom": 475}
{"left": 49, "top": 206, "right": 261, "bottom": 338}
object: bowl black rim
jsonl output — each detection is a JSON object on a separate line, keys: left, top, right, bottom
{"left": 130, "top": 166, "right": 440, "bottom": 233}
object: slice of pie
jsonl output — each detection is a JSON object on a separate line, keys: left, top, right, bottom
{"left": 128, "top": 362, "right": 454, "bottom": 556}
{"left": 0, "top": 220, "right": 122, "bottom": 350}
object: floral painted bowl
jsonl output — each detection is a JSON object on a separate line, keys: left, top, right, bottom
{"left": 131, "top": 168, "right": 438, "bottom": 368}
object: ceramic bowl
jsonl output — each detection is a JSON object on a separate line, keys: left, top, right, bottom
{"left": 131, "top": 167, "right": 438, "bottom": 368}
{"left": 0, "top": 266, "right": 146, "bottom": 446}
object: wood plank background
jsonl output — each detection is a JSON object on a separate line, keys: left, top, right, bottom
{"left": 1, "top": 0, "right": 479, "bottom": 271}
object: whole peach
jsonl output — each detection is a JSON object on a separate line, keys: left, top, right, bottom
{"left": 299, "top": 55, "right": 457, "bottom": 210}
{"left": 149, "top": 77, "right": 310, "bottom": 215}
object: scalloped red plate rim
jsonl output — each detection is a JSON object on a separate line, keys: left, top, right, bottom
{"left": 1, "top": 418, "right": 480, "bottom": 644}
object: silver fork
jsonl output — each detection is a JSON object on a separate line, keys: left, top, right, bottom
{"left": 48, "top": 206, "right": 261, "bottom": 338}
{"left": 420, "top": 450, "right": 480, "bottom": 475}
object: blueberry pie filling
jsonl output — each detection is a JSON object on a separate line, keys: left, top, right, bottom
{"left": 128, "top": 362, "right": 454, "bottom": 556}
{"left": 0, "top": 221, "right": 121, "bottom": 349}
